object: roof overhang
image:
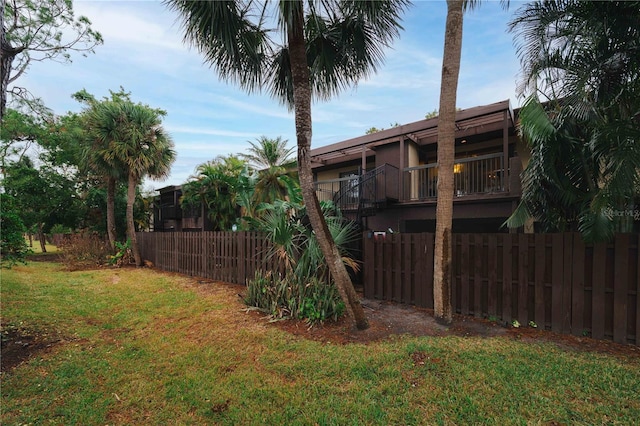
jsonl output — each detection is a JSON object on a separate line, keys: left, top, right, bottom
{"left": 310, "top": 99, "right": 514, "bottom": 166}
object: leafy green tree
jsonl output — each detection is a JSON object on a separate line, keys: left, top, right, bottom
{"left": 0, "top": 193, "right": 30, "bottom": 267}
{"left": 166, "top": 0, "right": 408, "bottom": 330}
{"left": 507, "top": 0, "right": 640, "bottom": 241}
{"left": 2, "top": 157, "right": 81, "bottom": 252}
{"left": 86, "top": 98, "right": 175, "bottom": 265}
{"left": 0, "top": 108, "right": 42, "bottom": 171}
{"left": 0, "top": 0, "right": 102, "bottom": 119}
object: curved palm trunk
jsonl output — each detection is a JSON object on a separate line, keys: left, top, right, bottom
{"left": 126, "top": 172, "right": 142, "bottom": 266}
{"left": 106, "top": 176, "right": 117, "bottom": 251}
{"left": 433, "top": 0, "right": 464, "bottom": 325}
{"left": 288, "top": 2, "right": 368, "bottom": 330}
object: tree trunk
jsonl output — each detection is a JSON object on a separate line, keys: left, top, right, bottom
{"left": 433, "top": 0, "right": 464, "bottom": 325}
{"left": 287, "top": 1, "right": 368, "bottom": 330}
{"left": 1, "top": 0, "right": 13, "bottom": 121}
{"left": 127, "top": 172, "right": 142, "bottom": 266}
{"left": 106, "top": 176, "right": 117, "bottom": 251}
{"left": 37, "top": 223, "right": 46, "bottom": 253}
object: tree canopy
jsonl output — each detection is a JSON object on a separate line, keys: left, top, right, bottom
{"left": 1, "top": 0, "right": 102, "bottom": 119}
{"left": 507, "top": 0, "right": 640, "bottom": 241}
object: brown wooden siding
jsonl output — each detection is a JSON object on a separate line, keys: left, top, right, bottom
{"left": 364, "top": 232, "right": 639, "bottom": 346}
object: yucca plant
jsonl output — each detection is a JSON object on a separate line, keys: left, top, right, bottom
{"left": 245, "top": 196, "right": 357, "bottom": 323}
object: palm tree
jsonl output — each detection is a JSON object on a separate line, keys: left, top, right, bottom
{"left": 90, "top": 99, "right": 175, "bottom": 266}
{"left": 80, "top": 135, "right": 127, "bottom": 251}
{"left": 241, "top": 136, "right": 294, "bottom": 170}
{"left": 166, "top": 0, "right": 408, "bottom": 330}
{"left": 506, "top": 0, "right": 640, "bottom": 242}
{"left": 433, "top": 0, "right": 508, "bottom": 324}
{"left": 181, "top": 155, "right": 247, "bottom": 231}
{"left": 77, "top": 89, "right": 130, "bottom": 251}
{"left": 240, "top": 136, "right": 297, "bottom": 206}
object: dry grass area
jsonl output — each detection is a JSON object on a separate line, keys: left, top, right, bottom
{"left": 2, "top": 261, "right": 639, "bottom": 425}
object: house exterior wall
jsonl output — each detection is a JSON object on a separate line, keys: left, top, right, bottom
{"left": 365, "top": 198, "right": 517, "bottom": 233}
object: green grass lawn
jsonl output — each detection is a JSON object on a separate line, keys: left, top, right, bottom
{"left": 2, "top": 262, "right": 639, "bottom": 425}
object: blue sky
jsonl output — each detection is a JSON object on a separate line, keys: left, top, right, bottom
{"left": 22, "top": 0, "right": 524, "bottom": 190}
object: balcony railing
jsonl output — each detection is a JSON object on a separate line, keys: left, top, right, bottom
{"left": 403, "top": 153, "right": 505, "bottom": 201}
{"left": 314, "top": 164, "right": 399, "bottom": 212}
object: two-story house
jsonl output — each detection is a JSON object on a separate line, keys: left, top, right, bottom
{"left": 153, "top": 185, "right": 214, "bottom": 232}
{"left": 311, "top": 100, "right": 525, "bottom": 233}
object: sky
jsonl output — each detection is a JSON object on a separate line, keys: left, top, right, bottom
{"left": 21, "top": 0, "right": 525, "bottom": 190}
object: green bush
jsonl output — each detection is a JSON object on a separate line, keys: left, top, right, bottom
{"left": 0, "top": 206, "right": 31, "bottom": 268}
{"left": 244, "top": 197, "right": 357, "bottom": 324}
{"left": 245, "top": 270, "right": 345, "bottom": 323}
{"left": 107, "top": 239, "right": 133, "bottom": 267}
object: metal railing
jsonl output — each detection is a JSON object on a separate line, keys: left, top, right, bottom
{"left": 314, "top": 164, "right": 399, "bottom": 212}
{"left": 403, "top": 153, "right": 505, "bottom": 201}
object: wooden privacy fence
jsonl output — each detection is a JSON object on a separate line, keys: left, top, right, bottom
{"left": 363, "top": 232, "right": 640, "bottom": 346}
{"left": 136, "top": 231, "right": 280, "bottom": 285}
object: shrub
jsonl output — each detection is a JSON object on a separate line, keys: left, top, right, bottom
{"left": 245, "top": 270, "right": 345, "bottom": 323}
{"left": 0, "top": 207, "right": 31, "bottom": 268}
{"left": 244, "top": 197, "right": 357, "bottom": 324}
{"left": 58, "top": 231, "right": 111, "bottom": 270}
{"left": 108, "top": 239, "right": 134, "bottom": 267}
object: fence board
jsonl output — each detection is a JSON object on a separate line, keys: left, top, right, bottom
{"left": 591, "top": 242, "right": 607, "bottom": 340}
{"left": 534, "top": 234, "right": 546, "bottom": 327}
{"left": 473, "top": 234, "right": 483, "bottom": 318}
{"left": 571, "top": 234, "right": 585, "bottom": 336}
{"left": 401, "top": 235, "right": 411, "bottom": 304}
{"left": 636, "top": 237, "right": 640, "bottom": 347}
{"left": 424, "top": 233, "right": 434, "bottom": 309}
{"left": 551, "top": 234, "right": 564, "bottom": 333}
{"left": 502, "top": 234, "right": 513, "bottom": 323}
{"left": 562, "top": 233, "right": 573, "bottom": 334}
{"left": 460, "top": 234, "right": 470, "bottom": 316}
{"left": 518, "top": 234, "right": 529, "bottom": 325}
{"left": 613, "top": 235, "right": 629, "bottom": 344}
{"left": 487, "top": 234, "right": 498, "bottom": 317}
{"left": 364, "top": 234, "right": 374, "bottom": 298}
{"left": 393, "top": 235, "right": 402, "bottom": 302}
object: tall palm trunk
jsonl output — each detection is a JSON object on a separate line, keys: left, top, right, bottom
{"left": 433, "top": 0, "right": 464, "bottom": 324}
{"left": 106, "top": 176, "right": 117, "bottom": 251}
{"left": 126, "top": 172, "right": 142, "bottom": 266}
{"left": 287, "top": 1, "right": 368, "bottom": 330}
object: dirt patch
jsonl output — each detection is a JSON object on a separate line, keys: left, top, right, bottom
{"left": 259, "top": 298, "right": 507, "bottom": 345}
{"left": 0, "top": 325, "right": 62, "bottom": 373}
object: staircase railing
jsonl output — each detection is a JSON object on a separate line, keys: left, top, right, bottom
{"left": 314, "top": 164, "right": 399, "bottom": 221}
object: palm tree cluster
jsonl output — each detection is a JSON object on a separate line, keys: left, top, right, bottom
{"left": 507, "top": 0, "right": 640, "bottom": 242}
{"left": 78, "top": 89, "right": 176, "bottom": 265}
{"left": 180, "top": 136, "right": 298, "bottom": 231}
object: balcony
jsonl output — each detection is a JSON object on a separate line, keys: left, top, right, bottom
{"left": 315, "top": 164, "right": 399, "bottom": 213}
{"left": 403, "top": 153, "right": 506, "bottom": 201}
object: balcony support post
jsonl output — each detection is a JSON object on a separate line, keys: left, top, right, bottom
{"left": 503, "top": 109, "right": 509, "bottom": 192}
{"left": 399, "top": 137, "right": 405, "bottom": 201}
